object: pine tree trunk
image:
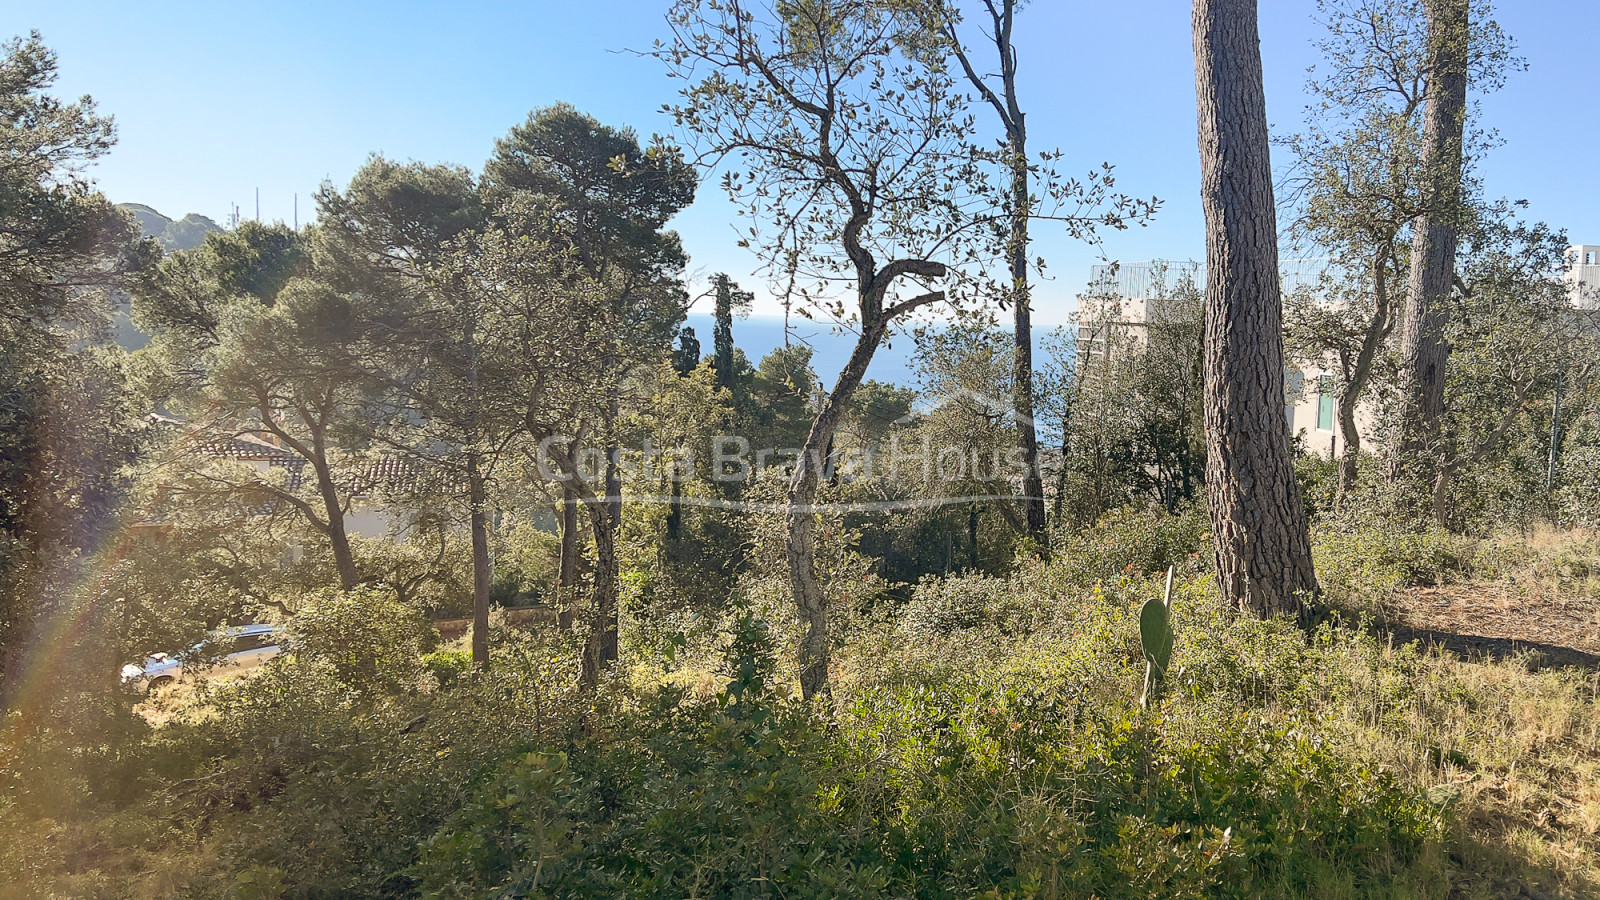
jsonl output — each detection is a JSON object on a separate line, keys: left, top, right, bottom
{"left": 1192, "top": 0, "right": 1318, "bottom": 617}
{"left": 311, "top": 460, "right": 358, "bottom": 592}
{"left": 580, "top": 487, "right": 619, "bottom": 689}
{"left": 468, "top": 453, "right": 491, "bottom": 668}
{"left": 1391, "top": 0, "right": 1468, "bottom": 491}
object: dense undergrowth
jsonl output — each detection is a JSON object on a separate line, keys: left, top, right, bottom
{"left": 3, "top": 512, "right": 1599, "bottom": 899}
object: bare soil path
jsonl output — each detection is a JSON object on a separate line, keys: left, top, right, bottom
{"left": 1383, "top": 582, "right": 1600, "bottom": 669}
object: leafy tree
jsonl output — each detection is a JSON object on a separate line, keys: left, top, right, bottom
{"left": 0, "top": 32, "right": 147, "bottom": 330}
{"left": 484, "top": 104, "right": 694, "bottom": 684}
{"left": 132, "top": 221, "right": 306, "bottom": 395}
{"left": 455, "top": 195, "right": 614, "bottom": 683}
{"left": 1426, "top": 219, "right": 1600, "bottom": 526}
{"left": 318, "top": 158, "right": 509, "bottom": 664}
{"left": 746, "top": 345, "right": 819, "bottom": 454}
{"left": 1390, "top": 0, "right": 1517, "bottom": 493}
{"left": 622, "top": 360, "right": 746, "bottom": 614}
{"left": 199, "top": 278, "right": 395, "bottom": 590}
{"left": 836, "top": 378, "right": 914, "bottom": 460}
{"left": 1283, "top": 0, "right": 1517, "bottom": 500}
{"left": 921, "top": 0, "right": 1157, "bottom": 555}
{"left": 912, "top": 325, "right": 1024, "bottom": 568}
{"left": 660, "top": 0, "right": 985, "bottom": 698}
{"left": 1052, "top": 269, "right": 1204, "bottom": 524}
{"left": 0, "top": 32, "right": 150, "bottom": 693}
{"left": 1192, "top": 0, "right": 1318, "bottom": 617}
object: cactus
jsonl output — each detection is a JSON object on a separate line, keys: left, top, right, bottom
{"left": 1139, "top": 566, "right": 1176, "bottom": 710}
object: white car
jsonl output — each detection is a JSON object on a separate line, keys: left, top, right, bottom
{"left": 122, "top": 624, "right": 284, "bottom": 692}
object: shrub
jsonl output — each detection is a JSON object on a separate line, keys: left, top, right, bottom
{"left": 1052, "top": 504, "right": 1211, "bottom": 590}
{"left": 288, "top": 585, "right": 438, "bottom": 693}
{"left": 1313, "top": 526, "right": 1475, "bottom": 609}
{"left": 901, "top": 570, "right": 1000, "bottom": 636}
{"left": 422, "top": 649, "right": 473, "bottom": 688}
{"left": 1557, "top": 446, "right": 1600, "bottom": 528}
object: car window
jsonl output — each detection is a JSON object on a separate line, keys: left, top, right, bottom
{"left": 227, "top": 634, "right": 278, "bottom": 653}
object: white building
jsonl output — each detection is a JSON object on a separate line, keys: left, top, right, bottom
{"left": 1567, "top": 245, "right": 1600, "bottom": 310}
{"left": 1078, "top": 258, "right": 1368, "bottom": 460}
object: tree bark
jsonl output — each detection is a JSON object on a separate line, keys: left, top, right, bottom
{"left": 467, "top": 452, "right": 491, "bottom": 668}
{"left": 787, "top": 316, "right": 888, "bottom": 701}
{"left": 1391, "top": 0, "right": 1469, "bottom": 489}
{"left": 556, "top": 482, "right": 579, "bottom": 631}
{"left": 1336, "top": 249, "right": 1397, "bottom": 499}
{"left": 588, "top": 392, "right": 623, "bottom": 683}
{"left": 786, "top": 274, "right": 943, "bottom": 700}
{"left": 257, "top": 405, "right": 358, "bottom": 592}
{"left": 311, "top": 461, "right": 358, "bottom": 592}
{"left": 1192, "top": 0, "right": 1318, "bottom": 617}
{"left": 580, "top": 498, "right": 618, "bottom": 689}
{"left": 1008, "top": 147, "right": 1047, "bottom": 554}
{"left": 538, "top": 439, "right": 618, "bottom": 689}
{"left": 947, "top": 0, "right": 1047, "bottom": 555}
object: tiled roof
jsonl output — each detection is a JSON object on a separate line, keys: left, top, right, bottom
{"left": 156, "top": 415, "right": 457, "bottom": 510}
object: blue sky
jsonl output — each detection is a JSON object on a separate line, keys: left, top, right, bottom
{"left": 25, "top": 1, "right": 1597, "bottom": 329}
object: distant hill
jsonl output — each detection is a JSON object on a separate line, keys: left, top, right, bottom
{"left": 109, "top": 204, "right": 222, "bottom": 350}
{"left": 119, "top": 202, "right": 221, "bottom": 251}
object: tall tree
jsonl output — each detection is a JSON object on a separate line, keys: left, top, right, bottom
{"left": 1390, "top": 0, "right": 1470, "bottom": 493}
{"left": 0, "top": 32, "right": 150, "bottom": 693}
{"left": 467, "top": 196, "right": 614, "bottom": 682}
{"left": 319, "top": 158, "right": 511, "bottom": 667}
{"left": 662, "top": 0, "right": 976, "bottom": 699}
{"left": 1192, "top": 0, "right": 1318, "bottom": 617}
{"left": 485, "top": 104, "right": 694, "bottom": 684}
{"left": 923, "top": 1, "right": 1157, "bottom": 553}
{"left": 711, "top": 273, "right": 753, "bottom": 395}
{"left": 1284, "top": 0, "right": 1517, "bottom": 501}
{"left": 940, "top": 1, "right": 1046, "bottom": 550}
{"left": 1428, "top": 218, "right": 1598, "bottom": 526}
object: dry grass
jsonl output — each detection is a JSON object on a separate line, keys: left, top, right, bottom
{"left": 1315, "top": 525, "right": 1600, "bottom": 898}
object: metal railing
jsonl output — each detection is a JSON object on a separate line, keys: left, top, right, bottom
{"left": 1087, "top": 257, "right": 1334, "bottom": 300}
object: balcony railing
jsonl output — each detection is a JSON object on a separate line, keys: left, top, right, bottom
{"left": 1087, "top": 258, "right": 1333, "bottom": 300}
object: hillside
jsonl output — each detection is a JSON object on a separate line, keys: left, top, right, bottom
{"left": 118, "top": 202, "right": 221, "bottom": 251}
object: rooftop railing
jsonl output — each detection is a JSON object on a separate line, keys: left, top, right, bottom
{"left": 1088, "top": 257, "right": 1334, "bottom": 300}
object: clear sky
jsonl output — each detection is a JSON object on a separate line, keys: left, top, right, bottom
{"left": 22, "top": 0, "right": 1597, "bottom": 328}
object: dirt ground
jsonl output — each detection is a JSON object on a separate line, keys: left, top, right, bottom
{"left": 1382, "top": 581, "right": 1600, "bottom": 670}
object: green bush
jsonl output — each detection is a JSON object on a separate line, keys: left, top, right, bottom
{"left": 422, "top": 649, "right": 473, "bottom": 688}
{"left": 1313, "top": 526, "right": 1475, "bottom": 608}
{"left": 901, "top": 570, "right": 1001, "bottom": 636}
{"left": 1052, "top": 504, "right": 1212, "bottom": 590}
{"left": 289, "top": 585, "right": 438, "bottom": 693}
{"left": 1557, "top": 445, "right": 1600, "bottom": 527}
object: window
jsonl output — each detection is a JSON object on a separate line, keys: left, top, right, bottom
{"left": 1316, "top": 376, "right": 1336, "bottom": 431}
{"left": 221, "top": 634, "right": 277, "bottom": 654}
{"left": 1587, "top": 251, "right": 1597, "bottom": 266}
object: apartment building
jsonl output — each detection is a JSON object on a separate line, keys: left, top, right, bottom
{"left": 1568, "top": 245, "right": 1600, "bottom": 310}
{"left": 1076, "top": 258, "right": 1367, "bottom": 459}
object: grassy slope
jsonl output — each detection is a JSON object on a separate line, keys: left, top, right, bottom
{"left": 1, "top": 523, "right": 1596, "bottom": 899}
